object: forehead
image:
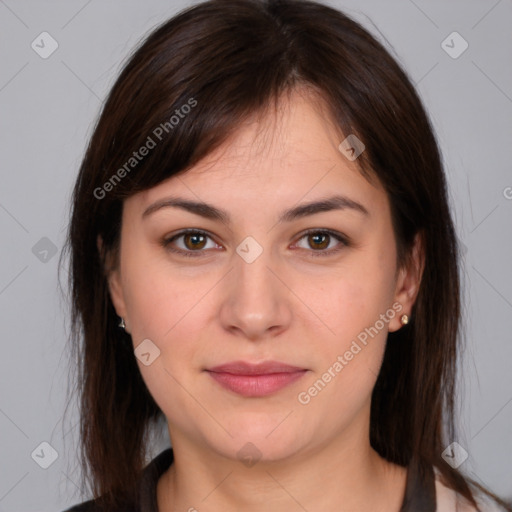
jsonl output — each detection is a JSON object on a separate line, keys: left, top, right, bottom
{"left": 128, "top": 88, "right": 386, "bottom": 217}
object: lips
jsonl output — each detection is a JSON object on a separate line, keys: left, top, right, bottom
{"left": 206, "top": 361, "right": 308, "bottom": 397}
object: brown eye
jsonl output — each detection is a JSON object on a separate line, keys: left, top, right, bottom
{"left": 182, "top": 232, "right": 207, "bottom": 250}
{"left": 307, "top": 232, "right": 330, "bottom": 250}
{"left": 162, "top": 229, "right": 218, "bottom": 257}
{"left": 294, "top": 229, "right": 349, "bottom": 257}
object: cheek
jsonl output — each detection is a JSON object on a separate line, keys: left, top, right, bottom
{"left": 124, "top": 273, "right": 174, "bottom": 338}
{"left": 294, "top": 270, "right": 395, "bottom": 423}
{"left": 121, "top": 253, "right": 215, "bottom": 365}
{"left": 307, "top": 254, "right": 396, "bottom": 344}
{"left": 121, "top": 260, "right": 208, "bottom": 425}
{"left": 296, "top": 251, "right": 397, "bottom": 404}
{"left": 120, "top": 240, "right": 196, "bottom": 333}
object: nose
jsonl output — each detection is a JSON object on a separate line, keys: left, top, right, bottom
{"left": 218, "top": 245, "right": 292, "bottom": 342}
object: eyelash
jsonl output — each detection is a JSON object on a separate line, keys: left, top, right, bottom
{"left": 161, "top": 228, "right": 350, "bottom": 258}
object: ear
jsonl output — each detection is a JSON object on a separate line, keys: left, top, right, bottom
{"left": 97, "top": 235, "right": 128, "bottom": 320}
{"left": 388, "top": 231, "right": 425, "bottom": 332}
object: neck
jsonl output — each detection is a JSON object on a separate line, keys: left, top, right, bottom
{"left": 157, "top": 410, "right": 407, "bottom": 512}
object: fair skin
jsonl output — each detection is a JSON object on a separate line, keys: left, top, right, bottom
{"left": 106, "top": 88, "right": 424, "bottom": 512}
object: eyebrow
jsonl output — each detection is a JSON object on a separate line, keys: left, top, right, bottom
{"left": 142, "top": 194, "right": 369, "bottom": 224}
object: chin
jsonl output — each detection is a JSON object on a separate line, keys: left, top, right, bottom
{"left": 208, "top": 414, "right": 312, "bottom": 464}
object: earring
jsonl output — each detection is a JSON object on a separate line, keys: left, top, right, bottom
{"left": 400, "top": 314, "right": 409, "bottom": 325}
{"left": 118, "top": 317, "right": 126, "bottom": 330}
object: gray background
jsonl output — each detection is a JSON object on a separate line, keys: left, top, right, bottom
{"left": 0, "top": 1, "right": 511, "bottom": 510}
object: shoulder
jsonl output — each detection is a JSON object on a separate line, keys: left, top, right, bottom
{"left": 61, "top": 499, "right": 140, "bottom": 512}
{"left": 62, "top": 447, "right": 174, "bottom": 512}
{"left": 61, "top": 499, "right": 137, "bottom": 512}
{"left": 61, "top": 499, "right": 101, "bottom": 512}
{"left": 435, "top": 472, "right": 506, "bottom": 512}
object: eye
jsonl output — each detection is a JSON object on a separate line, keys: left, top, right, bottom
{"left": 293, "top": 229, "right": 349, "bottom": 257}
{"left": 162, "top": 229, "right": 219, "bottom": 257}
{"left": 162, "top": 228, "right": 349, "bottom": 258}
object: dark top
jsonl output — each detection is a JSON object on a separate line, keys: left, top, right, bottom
{"left": 63, "top": 448, "right": 174, "bottom": 512}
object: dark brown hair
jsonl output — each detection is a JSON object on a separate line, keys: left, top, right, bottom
{"left": 62, "top": 0, "right": 511, "bottom": 510}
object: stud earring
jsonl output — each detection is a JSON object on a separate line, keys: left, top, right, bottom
{"left": 118, "top": 317, "right": 126, "bottom": 330}
{"left": 400, "top": 314, "right": 409, "bottom": 325}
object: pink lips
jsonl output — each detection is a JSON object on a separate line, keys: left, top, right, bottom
{"left": 206, "top": 361, "right": 307, "bottom": 397}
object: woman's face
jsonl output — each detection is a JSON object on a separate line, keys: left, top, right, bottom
{"left": 108, "top": 88, "right": 421, "bottom": 463}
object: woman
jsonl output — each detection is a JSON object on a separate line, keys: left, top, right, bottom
{"left": 62, "top": 0, "right": 511, "bottom": 510}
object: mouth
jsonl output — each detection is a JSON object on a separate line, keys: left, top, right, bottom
{"left": 205, "top": 361, "right": 308, "bottom": 397}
